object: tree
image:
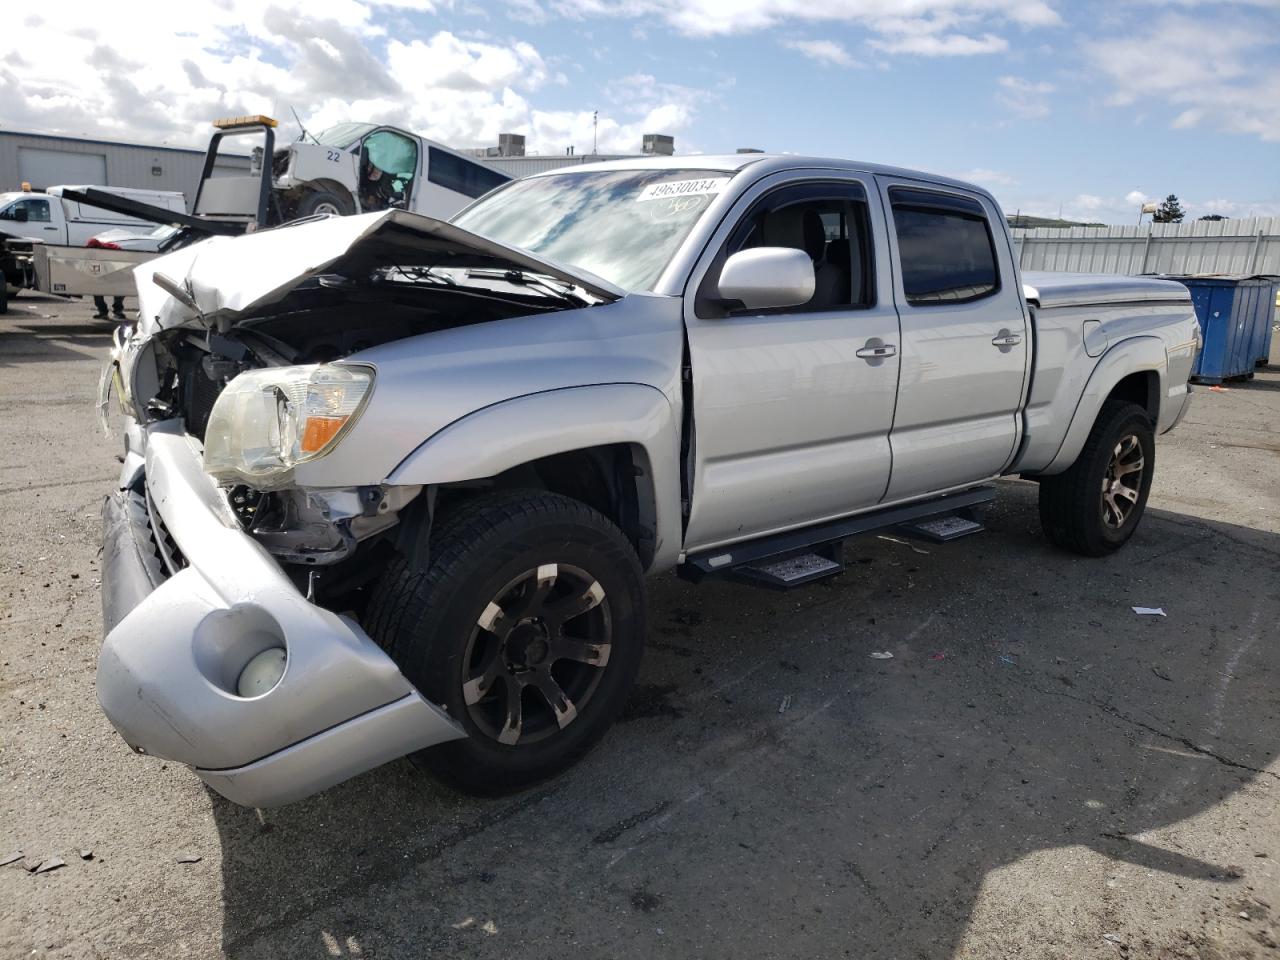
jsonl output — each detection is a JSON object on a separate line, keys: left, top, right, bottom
{"left": 1153, "top": 194, "right": 1185, "bottom": 223}
{"left": 1198, "top": 213, "right": 1228, "bottom": 221}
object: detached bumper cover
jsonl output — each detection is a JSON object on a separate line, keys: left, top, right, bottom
{"left": 96, "top": 420, "right": 464, "bottom": 807}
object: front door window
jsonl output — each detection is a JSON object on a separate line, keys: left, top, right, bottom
{"left": 358, "top": 131, "right": 418, "bottom": 211}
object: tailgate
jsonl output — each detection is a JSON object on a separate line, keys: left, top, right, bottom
{"left": 36, "top": 244, "right": 157, "bottom": 296}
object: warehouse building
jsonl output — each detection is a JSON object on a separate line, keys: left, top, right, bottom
{"left": 0, "top": 129, "right": 250, "bottom": 205}
{"left": 466, "top": 132, "right": 676, "bottom": 178}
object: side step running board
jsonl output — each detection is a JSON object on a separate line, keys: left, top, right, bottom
{"left": 679, "top": 486, "right": 995, "bottom": 587}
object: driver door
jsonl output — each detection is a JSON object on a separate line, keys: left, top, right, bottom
{"left": 682, "top": 173, "right": 901, "bottom": 552}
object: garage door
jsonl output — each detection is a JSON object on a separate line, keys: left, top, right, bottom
{"left": 18, "top": 148, "right": 107, "bottom": 189}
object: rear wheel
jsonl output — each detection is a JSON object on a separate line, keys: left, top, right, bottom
{"left": 1038, "top": 399, "right": 1155, "bottom": 556}
{"left": 367, "top": 491, "right": 647, "bottom": 794}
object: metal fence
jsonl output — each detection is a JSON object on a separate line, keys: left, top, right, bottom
{"left": 1012, "top": 217, "right": 1280, "bottom": 276}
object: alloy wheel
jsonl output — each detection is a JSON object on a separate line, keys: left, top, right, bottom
{"left": 461, "top": 563, "right": 612, "bottom": 746}
{"left": 1101, "top": 433, "right": 1144, "bottom": 529}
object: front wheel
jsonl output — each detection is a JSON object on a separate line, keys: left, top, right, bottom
{"left": 295, "top": 188, "right": 354, "bottom": 218}
{"left": 367, "top": 491, "right": 647, "bottom": 794}
{"left": 1038, "top": 399, "right": 1155, "bottom": 556}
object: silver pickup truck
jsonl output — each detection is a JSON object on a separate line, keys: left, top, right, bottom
{"left": 97, "top": 155, "right": 1199, "bottom": 807}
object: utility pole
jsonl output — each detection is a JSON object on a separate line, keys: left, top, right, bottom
{"left": 592, "top": 111, "right": 598, "bottom": 155}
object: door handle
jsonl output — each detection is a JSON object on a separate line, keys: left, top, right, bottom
{"left": 43, "top": 226, "right": 58, "bottom": 231}
{"left": 855, "top": 344, "right": 897, "bottom": 360}
{"left": 991, "top": 333, "right": 1022, "bottom": 347}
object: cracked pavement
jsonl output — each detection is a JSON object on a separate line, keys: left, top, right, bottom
{"left": 2, "top": 293, "right": 1278, "bottom": 959}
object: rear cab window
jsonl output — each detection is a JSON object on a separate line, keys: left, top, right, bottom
{"left": 888, "top": 187, "right": 999, "bottom": 305}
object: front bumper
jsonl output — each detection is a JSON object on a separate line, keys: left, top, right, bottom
{"left": 96, "top": 419, "right": 464, "bottom": 808}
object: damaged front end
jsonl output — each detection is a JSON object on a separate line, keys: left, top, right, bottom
{"left": 95, "top": 209, "right": 622, "bottom": 806}
{"left": 104, "top": 209, "right": 619, "bottom": 594}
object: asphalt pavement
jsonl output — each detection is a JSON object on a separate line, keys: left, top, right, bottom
{"left": 2, "top": 292, "right": 1278, "bottom": 959}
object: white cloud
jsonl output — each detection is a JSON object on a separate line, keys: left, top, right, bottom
{"left": 0, "top": 1, "right": 700, "bottom": 156}
{"left": 869, "top": 31, "right": 1007, "bottom": 55}
{"left": 995, "top": 74, "right": 1054, "bottom": 118}
{"left": 954, "top": 167, "right": 1021, "bottom": 187}
{"left": 1084, "top": 12, "right": 1280, "bottom": 142}
{"left": 783, "top": 39, "right": 859, "bottom": 67}
{"left": 537, "top": 0, "right": 1058, "bottom": 52}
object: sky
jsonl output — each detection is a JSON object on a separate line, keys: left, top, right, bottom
{"left": 2, "top": 0, "right": 1277, "bottom": 224}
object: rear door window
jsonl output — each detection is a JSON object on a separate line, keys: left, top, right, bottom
{"left": 889, "top": 188, "right": 998, "bottom": 305}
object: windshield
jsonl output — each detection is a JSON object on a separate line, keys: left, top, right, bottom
{"left": 451, "top": 168, "right": 732, "bottom": 291}
{"left": 313, "top": 123, "right": 377, "bottom": 148}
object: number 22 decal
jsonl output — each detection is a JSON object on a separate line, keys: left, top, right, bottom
{"left": 326, "top": 150, "right": 341, "bottom": 162}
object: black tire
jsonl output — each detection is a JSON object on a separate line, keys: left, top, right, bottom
{"left": 367, "top": 490, "right": 647, "bottom": 794}
{"left": 1038, "top": 399, "right": 1155, "bottom": 556}
{"left": 0, "top": 283, "right": 8, "bottom": 314}
{"left": 295, "top": 189, "right": 354, "bottom": 218}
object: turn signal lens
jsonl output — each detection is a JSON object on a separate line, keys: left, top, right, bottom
{"left": 300, "top": 415, "right": 348, "bottom": 453}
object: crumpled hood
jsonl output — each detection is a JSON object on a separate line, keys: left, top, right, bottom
{"left": 132, "top": 209, "right": 626, "bottom": 336}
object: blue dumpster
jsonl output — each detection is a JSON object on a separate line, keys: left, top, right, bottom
{"left": 1259, "top": 281, "right": 1278, "bottom": 367}
{"left": 1167, "top": 275, "right": 1278, "bottom": 384}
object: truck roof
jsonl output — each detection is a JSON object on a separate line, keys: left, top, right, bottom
{"left": 524, "top": 154, "right": 991, "bottom": 197}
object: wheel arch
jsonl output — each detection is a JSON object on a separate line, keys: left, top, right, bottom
{"left": 1036, "top": 336, "right": 1167, "bottom": 476}
{"left": 386, "top": 384, "right": 682, "bottom": 571}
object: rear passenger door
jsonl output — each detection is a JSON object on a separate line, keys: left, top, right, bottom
{"left": 877, "top": 179, "right": 1029, "bottom": 501}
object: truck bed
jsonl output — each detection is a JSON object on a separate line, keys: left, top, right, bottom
{"left": 1022, "top": 271, "right": 1191, "bottom": 309}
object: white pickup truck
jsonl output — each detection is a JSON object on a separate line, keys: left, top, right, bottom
{"left": 0, "top": 186, "right": 184, "bottom": 247}
{"left": 97, "top": 154, "right": 1199, "bottom": 807}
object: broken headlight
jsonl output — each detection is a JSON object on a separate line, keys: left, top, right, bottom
{"left": 202, "top": 363, "right": 373, "bottom": 489}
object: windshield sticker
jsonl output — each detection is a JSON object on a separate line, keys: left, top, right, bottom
{"left": 636, "top": 178, "right": 729, "bottom": 203}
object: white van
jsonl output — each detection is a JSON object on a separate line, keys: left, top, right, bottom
{"left": 0, "top": 186, "right": 185, "bottom": 247}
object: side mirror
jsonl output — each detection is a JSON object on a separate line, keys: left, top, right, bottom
{"left": 13, "top": 207, "right": 28, "bottom": 223}
{"left": 716, "top": 247, "right": 814, "bottom": 311}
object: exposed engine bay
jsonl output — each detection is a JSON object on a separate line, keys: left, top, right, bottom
{"left": 150, "top": 273, "right": 575, "bottom": 438}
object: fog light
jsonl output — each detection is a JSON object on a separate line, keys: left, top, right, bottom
{"left": 236, "top": 648, "right": 287, "bottom": 698}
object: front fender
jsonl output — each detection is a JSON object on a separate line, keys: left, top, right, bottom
{"left": 387, "top": 383, "right": 683, "bottom": 571}
{"left": 1036, "top": 336, "right": 1168, "bottom": 476}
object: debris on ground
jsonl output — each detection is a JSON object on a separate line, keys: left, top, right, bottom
{"left": 79, "top": 849, "right": 94, "bottom": 860}
{"left": 778, "top": 694, "right": 792, "bottom": 714}
{"left": 1, "top": 852, "right": 23, "bottom": 867}
{"left": 930, "top": 652, "right": 946, "bottom": 661}
{"left": 1132, "top": 606, "right": 1167, "bottom": 616}
{"left": 869, "top": 651, "right": 894, "bottom": 660}
{"left": 998, "top": 654, "right": 1017, "bottom": 666}
{"left": 34, "top": 857, "right": 66, "bottom": 874}
{"left": 1102, "top": 933, "right": 1125, "bottom": 945}
{"left": 176, "top": 854, "right": 202, "bottom": 864}
{"left": 1152, "top": 666, "right": 1174, "bottom": 682}
{"left": 877, "top": 535, "right": 930, "bottom": 555}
